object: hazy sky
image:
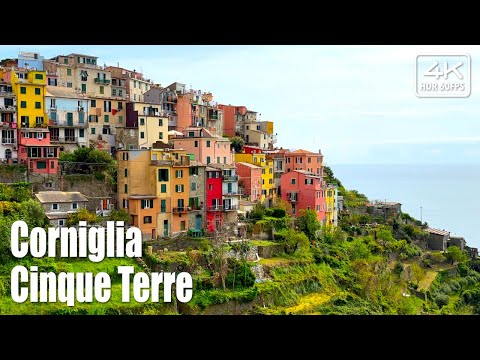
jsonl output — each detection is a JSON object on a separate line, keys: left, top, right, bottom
{"left": 1, "top": 45, "right": 479, "bottom": 165}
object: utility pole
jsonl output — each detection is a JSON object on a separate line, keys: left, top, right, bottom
{"left": 420, "top": 206, "right": 423, "bottom": 224}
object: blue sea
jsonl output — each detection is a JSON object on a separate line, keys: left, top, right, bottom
{"left": 331, "top": 164, "right": 480, "bottom": 249}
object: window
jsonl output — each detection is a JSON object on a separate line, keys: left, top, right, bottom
{"left": 134, "top": 81, "right": 137, "bottom": 88}
{"left": 124, "top": 184, "right": 128, "bottom": 193}
{"left": 122, "top": 199, "right": 129, "bottom": 209}
{"left": 52, "top": 203, "right": 59, "bottom": 210}
{"left": 308, "top": 157, "right": 312, "bottom": 163}
{"left": 327, "top": 190, "right": 332, "bottom": 197}
{"left": 35, "top": 74, "right": 43, "bottom": 80}
{"left": 158, "top": 169, "right": 169, "bottom": 181}
{"left": 291, "top": 178, "right": 296, "bottom": 185}
{"left": 208, "top": 184, "right": 213, "bottom": 191}
{"left": 190, "top": 167, "right": 199, "bottom": 176}
{"left": 160, "top": 200, "right": 166, "bottom": 213}
{"left": 140, "top": 132, "right": 145, "bottom": 139}
{"left": 140, "top": 118, "right": 145, "bottom": 125}
{"left": 35, "top": 88, "right": 41, "bottom": 95}
{"left": 20, "top": 101, "right": 26, "bottom": 108}
{"left": 217, "top": 157, "right": 220, "bottom": 163}
{"left": 91, "top": 128, "right": 96, "bottom": 135}
{"left": 291, "top": 204, "right": 296, "bottom": 214}
{"left": 79, "top": 129, "right": 85, "bottom": 138}
{"left": 141, "top": 199, "right": 154, "bottom": 209}
{"left": 118, "top": 116, "right": 123, "bottom": 124}
{"left": 305, "top": 178, "right": 313, "bottom": 185}
{"left": 81, "top": 70, "right": 88, "bottom": 82}
{"left": 223, "top": 157, "right": 227, "bottom": 164}
{"left": 269, "top": 168, "right": 272, "bottom": 174}
{"left": 180, "top": 221, "right": 186, "bottom": 231}
{"left": 91, "top": 100, "right": 96, "bottom": 107}
{"left": 143, "top": 216, "right": 152, "bottom": 224}
{"left": 119, "top": 90, "right": 123, "bottom": 97}
{"left": 100, "top": 86, "right": 104, "bottom": 94}
{"left": 112, "top": 89, "right": 117, "bottom": 96}
{"left": 63, "top": 58, "right": 69, "bottom": 64}
{"left": 269, "top": 179, "right": 273, "bottom": 184}
{"left": 104, "top": 115, "right": 109, "bottom": 123}
{"left": 191, "top": 182, "right": 197, "bottom": 191}
{"left": 175, "top": 184, "right": 184, "bottom": 193}
{"left": 194, "top": 140, "right": 198, "bottom": 148}
{"left": 159, "top": 132, "right": 163, "bottom": 139}
{"left": 161, "top": 184, "right": 167, "bottom": 193}
{"left": 37, "top": 161, "right": 47, "bottom": 169}
{"left": 51, "top": 161, "right": 55, "bottom": 169}
{"left": 67, "top": 68, "right": 72, "bottom": 76}
{"left": 72, "top": 203, "right": 78, "bottom": 210}
{"left": 206, "top": 156, "right": 211, "bottom": 164}
{"left": 123, "top": 152, "right": 129, "bottom": 161}
{"left": 159, "top": 119, "right": 163, "bottom": 126}
{"left": 118, "top": 102, "right": 123, "bottom": 110}
{"left": 124, "top": 168, "right": 128, "bottom": 177}
{"left": 58, "top": 219, "right": 65, "bottom": 226}
{"left": 35, "top": 102, "right": 41, "bottom": 109}
{"left": 175, "top": 170, "right": 183, "bottom": 178}
{"left": 206, "top": 140, "right": 211, "bottom": 147}
{"left": 67, "top": 82, "right": 72, "bottom": 88}
{"left": 262, "top": 169, "right": 265, "bottom": 175}
{"left": 262, "top": 179, "right": 265, "bottom": 185}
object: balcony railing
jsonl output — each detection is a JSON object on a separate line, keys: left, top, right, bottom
{"left": 151, "top": 160, "right": 173, "bottom": 166}
{"left": 223, "top": 191, "right": 240, "bottom": 196}
{"left": 1, "top": 122, "right": 15, "bottom": 129}
{"left": 222, "top": 175, "right": 238, "bottom": 181}
{"left": 94, "top": 78, "right": 111, "bottom": 85}
{"left": 173, "top": 158, "right": 190, "bottom": 166}
{"left": 173, "top": 206, "right": 191, "bottom": 214}
{"left": 49, "top": 120, "right": 87, "bottom": 128}
{"left": 50, "top": 137, "right": 78, "bottom": 143}
{"left": 208, "top": 115, "right": 219, "bottom": 120}
{"left": 208, "top": 205, "right": 223, "bottom": 211}
{"left": 1, "top": 139, "right": 16, "bottom": 145}
{"left": 287, "top": 193, "right": 298, "bottom": 202}
{"left": 223, "top": 205, "right": 238, "bottom": 211}
{"left": 0, "top": 106, "right": 15, "bottom": 112}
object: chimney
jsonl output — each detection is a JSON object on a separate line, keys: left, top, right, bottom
{"left": 318, "top": 149, "right": 322, "bottom": 154}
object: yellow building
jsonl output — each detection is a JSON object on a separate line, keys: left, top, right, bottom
{"left": 235, "top": 152, "right": 275, "bottom": 206}
{"left": 118, "top": 148, "right": 191, "bottom": 239}
{"left": 325, "top": 185, "right": 338, "bottom": 226}
{"left": 133, "top": 102, "right": 169, "bottom": 148}
{"left": 11, "top": 70, "right": 47, "bottom": 128}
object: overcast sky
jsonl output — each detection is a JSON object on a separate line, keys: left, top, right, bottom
{"left": 1, "top": 45, "right": 479, "bottom": 165}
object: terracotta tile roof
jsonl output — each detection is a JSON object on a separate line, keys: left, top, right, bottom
{"left": 427, "top": 228, "right": 450, "bottom": 236}
{"left": 289, "top": 149, "right": 320, "bottom": 155}
{"left": 236, "top": 162, "right": 262, "bottom": 169}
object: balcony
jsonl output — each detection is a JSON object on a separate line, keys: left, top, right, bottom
{"left": 223, "top": 205, "right": 238, "bottom": 211}
{"left": 173, "top": 206, "right": 191, "bottom": 214}
{"left": 94, "top": 78, "right": 111, "bottom": 85}
{"left": 222, "top": 175, "right": 238, "bottom": 181}
{"left": 208, "top": 205, "right": 223, "bottom": 211}
{"left": 50, "top": 137, "right": 78, "bottom": 143}
{"left": 223, "top": 191, "right": 240, "bottom": 196}
{"left": 287, "top": 192, "right": 298, "bottom": 202}
{"left": 151, "top": 159, "right": 173, "bottom": 166}
{"left": 173, "top": 158, "right": 190, "bottom": 166}
{"left": 0, "top": 106, "right": 15, "bottom": 112}
{"left": 1, "top": 122, "right": 16, "bottom": 129}
{"left": 49, "top": 120, "right": 87, "bottom": 128}
{"left": 1, "top": 139, "right": 16, "bottom": 145}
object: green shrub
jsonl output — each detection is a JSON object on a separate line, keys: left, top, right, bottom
{"left": 265, "top": 208, "right": 274, "bottom": 217}
{"left": 434, "top": 293, "right": 450, "bottom": 307}
{"left": 272, "top": 208, "right": 286, "bottom": 218}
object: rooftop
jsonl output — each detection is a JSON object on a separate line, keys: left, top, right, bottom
{"left": 209, "top": 163, "right": 236, "bottom": 170}
{"left": 35, "top": 191, "right": 88, "bottom": 204}
{"left": 46, "top": 86, "right": 88, "bottom": 99}
{"left": 294, "top": 169, "right": 321, "bottom": 177}
{"left": 67, "top": 53, "right": 99, "bottom": 59}
{"left": 427, "top": 228, "right": 450, "bottom": 236}
{"left": 236, "top": 162, "right": 262, "bottom": 169}
{"left": 288, "top": 149, "right": 322, "bottom": 155}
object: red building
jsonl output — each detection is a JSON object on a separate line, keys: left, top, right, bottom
{"left": 243, "top": 145, "right": 264, "bottom": 155}
{"left": 285, "top": 149, "right": 323, "bottom": 176}
{"left": 206, "top": 166, "right": 223, "bottom": 232}
{"left": 236, "top": 162, "right": 262, "bottom": 202}
{"left": 18, "top": 128, "right": 59, "bottom": 175}
{"left": 281, "top": 170, "right": 326, "bottom": 222}
{"left": 218, "top": 104, "right": 246, "bottom": 137}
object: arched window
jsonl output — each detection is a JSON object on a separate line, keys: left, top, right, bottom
{"left": 5, "top": 149, "right": 12, "bottom": 159}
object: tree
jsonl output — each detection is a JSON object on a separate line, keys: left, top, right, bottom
{"left": 297, "top": 209, "right": 321, "bottom": 240}
{"left": 249, "top": 202, "right": 266, "bottom": 221}
{"left": 273, "top": 197, "right": 292, "bottom": 214}
{"left": 323, "top": 166, "right": 343, "bottom": 188}
{"left": 411, "top": 262, "right": 426, "bottom": 285}
{"left": 283, "top": 228, "right": 309, "bottom": 254}
{"left": 108, "top": 209, "right": 131, "bottom": 225}
{"left": 445, "top": 246, "right": 468, "bottom": 264}
{"left": 66, "top": 209, "right": 102, "bottom": 226}
{"left": 229, "top": 136, "right": 245, "bottom": 153}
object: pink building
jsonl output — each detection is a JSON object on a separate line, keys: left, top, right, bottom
{"left": 172, "top": 127, "right": 234, "bottom": 165}
{"left": 18, "top": 128, "right": 59, "bottom": 175}
{"left": 285, "top": 149, "right": 323, "bottom": 176}
{"left": 281, "top": 170, "right": 326, "bottom": 222}
{"left": 236, "top": 161, "right": 262, "bottom": 202}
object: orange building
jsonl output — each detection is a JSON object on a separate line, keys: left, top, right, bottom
{"left": 171, "top": 156, "right": 190, "bottom": 233}
{"left": 128, "top": 195, "right": 158, "bottom": 239}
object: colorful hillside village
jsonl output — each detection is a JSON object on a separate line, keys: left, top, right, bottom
{"left": 0, "top": 51, "right": 341, "bottom": 239}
